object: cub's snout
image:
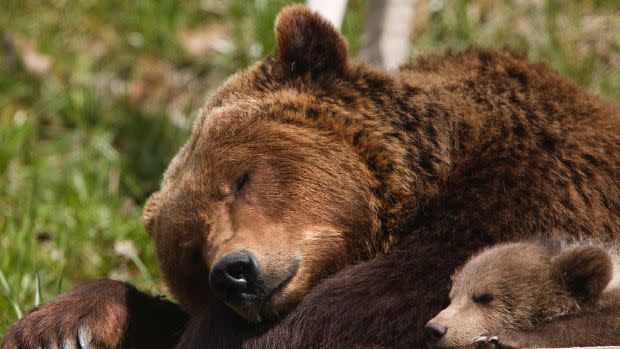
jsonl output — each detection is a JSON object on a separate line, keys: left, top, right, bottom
{"left": 423, "top": 321, "right": 447, "bottom": 343}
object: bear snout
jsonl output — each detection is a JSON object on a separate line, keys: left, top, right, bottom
{"left": 209, "top": 250, "right": 264, "bottom": 306}
{"left": 209, "top": 249, "right": 300, "bottom": 320}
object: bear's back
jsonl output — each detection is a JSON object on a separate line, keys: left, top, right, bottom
{"left": 401, "top": 49, "right": 620, "bottom": 244}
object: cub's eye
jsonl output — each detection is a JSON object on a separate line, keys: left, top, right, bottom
{"left": 233, "top": 173, "right": 250, "bottom": 195}
{"left": 472, "top": 293, "right": 494, "bottom": 304}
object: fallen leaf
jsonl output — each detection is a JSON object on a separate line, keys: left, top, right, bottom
{"left": 8, "top": 34, "right": 53, "bottom": 77}
{"left": 177, "top": 22, "right": 232, "bottom": 56}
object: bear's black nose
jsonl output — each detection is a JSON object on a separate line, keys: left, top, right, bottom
{"left": 210, "top": 250, "right": 264, "bottom": 306}
{"left": 423, "top": 321, "right": 447, "bottom": 343}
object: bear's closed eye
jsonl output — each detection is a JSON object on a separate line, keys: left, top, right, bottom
{"left": 473, "top": 293, "right": 494, "bottom": 304}
{"left": 233, "top": 173, "right": 251, "bottom": 195}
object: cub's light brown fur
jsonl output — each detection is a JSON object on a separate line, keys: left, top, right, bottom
{"left": 427, "top": 240, "right": 620, "bottom": 348}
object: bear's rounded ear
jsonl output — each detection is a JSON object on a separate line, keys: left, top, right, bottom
{"left": 274, "top": 5, "right": 348, "bottom": 77}
{"left": 551, "top": 246, "right": 613, "bottom": 304}
{"left": 143, "top": 191, "right": 161, "bottom": 236}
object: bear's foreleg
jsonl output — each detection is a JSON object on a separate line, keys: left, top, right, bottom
{"left": 1, "top": 279, "right": 187, "bottom": 349}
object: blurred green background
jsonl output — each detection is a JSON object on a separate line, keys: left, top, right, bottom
{"left": 1, "top": 0, "right": 619, "bottom": 337}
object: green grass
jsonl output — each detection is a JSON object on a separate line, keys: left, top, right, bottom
{"left": 1, "top": 0, "right": 618, "bottom": 338}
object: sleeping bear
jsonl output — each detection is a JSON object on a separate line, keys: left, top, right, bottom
{"left": 425, "top": 240, "right": 620, "bottom": 348}
{"left": 3, "top": 5, "right": 620, "bottom": 348}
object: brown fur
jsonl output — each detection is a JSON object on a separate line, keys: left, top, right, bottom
{"left": 4, "top": 5, "right": 620, "bottom": 348}
{"left": 427, "top": 240, "right": 620, "bottom": 348}
{"left": 1, "top": 280, "right": 186, "bottom": 349}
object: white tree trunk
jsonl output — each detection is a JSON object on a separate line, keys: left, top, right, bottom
{"left": 306, "top": 0, "right": 348, "bottom": 31}
{"left": 359, "top": 0, "right": 416, "bottom": 69}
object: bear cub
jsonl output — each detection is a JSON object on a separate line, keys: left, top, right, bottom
{"left": 425, "top": 239, "right": 620, "bottom": 348}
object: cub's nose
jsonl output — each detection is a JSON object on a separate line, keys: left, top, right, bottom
{"left": 423, "top": 321, "right": 447, "bottom": 343}
{"left": 209, "top": 250, "right": 264, "bottom": 305}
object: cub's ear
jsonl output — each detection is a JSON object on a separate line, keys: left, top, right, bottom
{"left": 274, "top": 4, "right": 348, "bottom": 77}
{"left": 551, "top": 246, "right": 613, "bottom": 304}
{"left": 143, "top": 191, "right": 161, "bottom": 236}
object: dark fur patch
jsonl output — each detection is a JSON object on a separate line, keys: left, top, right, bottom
{"left": 552, "top": 246, "right": 614, "bottom": 304}
{"left": 274, "top": 5, "right": 348, "bottom": 77}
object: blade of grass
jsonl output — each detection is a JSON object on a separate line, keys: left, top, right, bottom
{"left": 130, "top": 254, "right": 155, "bottom": 288}
{"left": 56, "top": 272, "right": 64, "bottom": 295}
{"left": 34, "top": 272, "right": 42, "bottom": 306}
{"left": 0, "top": 268, "right": 23, "bottom": 319}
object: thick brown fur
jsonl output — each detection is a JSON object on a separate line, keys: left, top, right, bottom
{"left": 1, "top": 280, "right": 187, "bottom": 349}
{"left": 427, "top": 240, "right": 620, "bottom": 348}
{"left": 4, "top": 5, "right": 620, "bottom": 349}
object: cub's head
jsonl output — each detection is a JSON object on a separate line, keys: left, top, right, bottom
{"left": 142, "top": 6, "right": 385, "bottom": 321}
{"left": 424, "top": 241, "right": 613, "bottom": 348}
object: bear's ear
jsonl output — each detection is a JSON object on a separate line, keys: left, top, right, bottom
{"left": 143, "top": 191, "right": 161, "bottom": 236}
{"left": 551, "top": 246, "right": 613, "bottom": 304}
{"left": 274, "top": 5, "right": 348, "bottom": 77}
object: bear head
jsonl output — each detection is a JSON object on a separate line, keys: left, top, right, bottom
{"left": 141, "top": 5, "right": 395, "bottom": 322}
{"left": 424, "top": 240, "right": 614, "bottom": 348}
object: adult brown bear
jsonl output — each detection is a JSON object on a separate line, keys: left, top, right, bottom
{"left": 3, "top": 5, "right": 620, "bottom": 349}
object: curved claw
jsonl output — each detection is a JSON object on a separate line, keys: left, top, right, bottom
{"left": 472, "top": 335, "right": 498, "bottom": 349}
{"left": 473, "top": 335, "right": 488, "bottom": 342}
{"left": 78, "top": 325, "right": 92, "bottom": 349}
